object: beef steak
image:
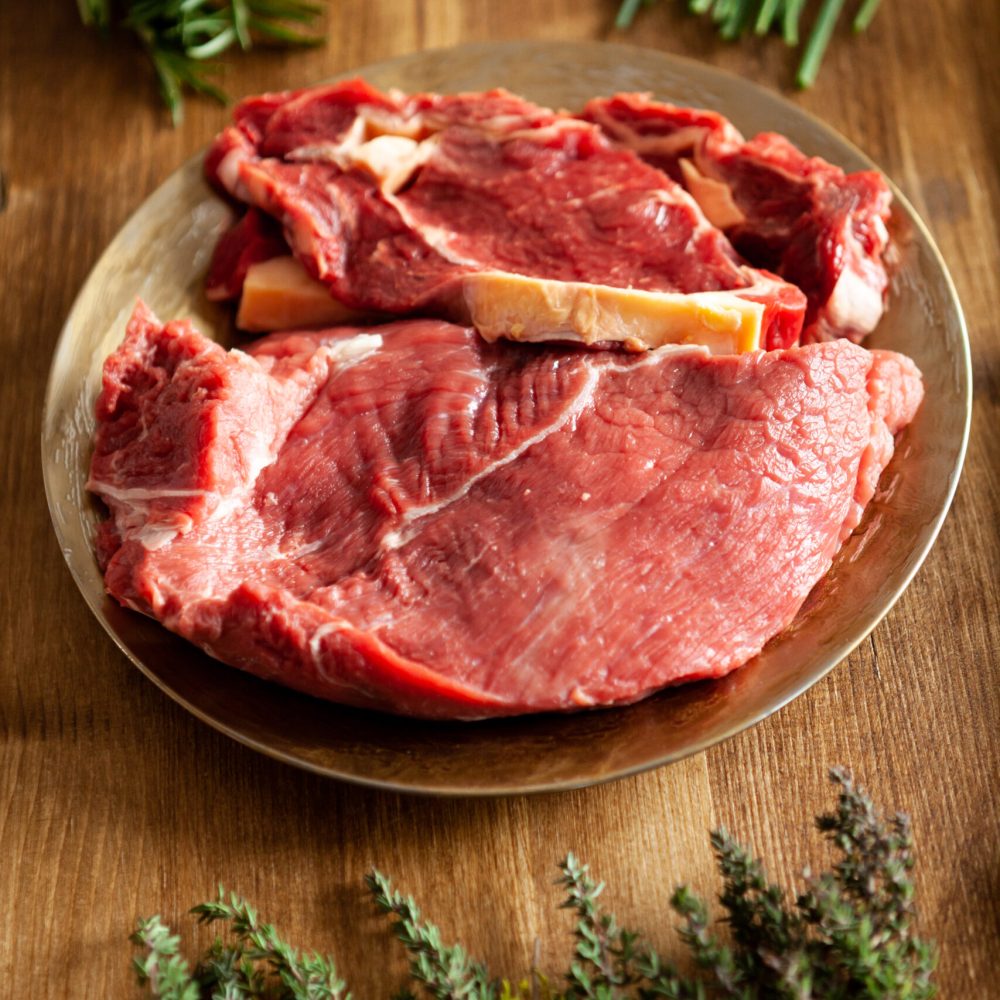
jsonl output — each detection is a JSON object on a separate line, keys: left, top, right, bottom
{"left": 583, "top": 93, "right": 893, "bottom": 343}
{"left": 88, "top": 304, "right": 923, "bottom": 719}
{"left": 205, "top": 80, "right": 806, "bottom": 350}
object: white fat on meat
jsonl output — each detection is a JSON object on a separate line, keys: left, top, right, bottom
{"left": 821, "top": 264, "right": 887, "bottom": 340}
{"left": 215, "top": 147, "right": 248, "bottom": 198}
{"left": 678, "top": 158, "right": 746, "bottom": 229}
{"left": 318, "top": 332, "right": 383, "bottom": 367}
{"left": 288, "top": 113, "right": 438, "bottom": 194}
{"left": 463, "top": 272, "right": 764, "bottom": 353}
{"left": 815, "top": 215, "right": 890, "bottom": 340}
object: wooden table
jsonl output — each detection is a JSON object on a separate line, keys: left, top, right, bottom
{"left": 2, "top": 1, "right": 997, "bottom": 994}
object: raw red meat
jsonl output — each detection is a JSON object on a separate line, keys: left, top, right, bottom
{"left": 583, "top": 94, "right": 893, "bottom": 343}
{"left": 205, "top": 80, "right": 807, "bottom": 350}
{"left": 204, "top": 208, "right": 288, "bottom": 302}
{"left": 88, "top": 304, "right": 922, "bottom": 719}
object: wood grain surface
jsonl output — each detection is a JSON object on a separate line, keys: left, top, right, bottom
{"left": 1, "top": 0, "right": 997, "bottom": 995}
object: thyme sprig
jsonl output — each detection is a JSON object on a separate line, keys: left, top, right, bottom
{"left": 130, "top": 915, "right": 199, "bottom": 1000}
{"left": 132, "top": 769, "right": 936, "bottom": 999}
{"left": 365, "top": 870, "right": 498, "bottom": 1000}
{"left": 191, "top": 888, "right": 349, "bottom": 999}
{"left": 131, "top": 888, "right": 348, "bottom": 999}
{"left": 77, "top": 0, "right": 325, "bottom": 124}
{"left": 616, "top": 0, "right": 883, "bottom": 87}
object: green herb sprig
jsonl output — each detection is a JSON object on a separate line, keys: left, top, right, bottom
{"left": 615, "top": 0, "right": 883, "bottom": 87}
{"left": 132, "top": 768, "right": 936, "bottom": 999}
{"left": 76, "top": 0, "right": 325, "bottom": 125}
{"left": 131, "top": 887, "right": 349, "bottom": 1000}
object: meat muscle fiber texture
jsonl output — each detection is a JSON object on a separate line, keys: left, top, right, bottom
{"left": 583, "top": 93, "right": 893, "bottom": 344}
{"left": 88, "top": 304, "right": 923, "bottom": 719}
{"left": 205, "top": 79, "right": 806, "bottom": 350}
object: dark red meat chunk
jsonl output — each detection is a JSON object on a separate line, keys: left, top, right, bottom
{"left": 583, "top": 93, "right": 893, "bottom": 343}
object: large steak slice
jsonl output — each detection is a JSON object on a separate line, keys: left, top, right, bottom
{"left": 583, "top": 94, "right": 893, "bottom": 344}
{"left": 89, "top": 304, "right": 922, "bottom": 719}
{"left": 205, "top": 80, "right": 806, "bottom": 350}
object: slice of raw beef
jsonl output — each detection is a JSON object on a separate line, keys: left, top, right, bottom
{"left": 89, "top": 304, "right": 923, "bottom": 719}
{"left": 204, "top": 207, "right": 288, "bottom": 302}
{"left": 205, "top": 80, "right": 807, "bottom": 350}
{"left": 583, "top": 93, "right": 893, "bottom": 343}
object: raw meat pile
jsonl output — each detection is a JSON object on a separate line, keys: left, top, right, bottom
{"left": 582, "top": 94, "right": 894, "bottom": 343}
{"left": 204, "top": 80, "right": 892, "bottom": 350}
{"left": 88, "top": 81, "right": 922, "bottom": 719}
{"left": 203, "top": 80, "right": 811, "bottom": 351}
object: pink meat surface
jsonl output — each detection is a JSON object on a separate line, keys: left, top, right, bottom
{"left": 89, "top": 304, "right": 922, "bottom": 719}
{"left": 583, "top": 94, "right": 893, "bottom": 344}
{"left": 205, "top": 80, "right": 806, "bottom": 350}
{"left": 204, "top": 208, "right": 289, "bottom": 302}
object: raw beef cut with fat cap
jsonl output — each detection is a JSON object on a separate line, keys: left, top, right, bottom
{"left": 89, "top": 304, "right": 922, "bottom": 719}
{"left": 205, "top": 80, "right": 806, "bottom": 351}
{"left": 583, "top": 93, "right": 893, "bottom": 344}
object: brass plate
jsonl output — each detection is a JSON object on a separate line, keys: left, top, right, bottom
{"left": 42, "top": 42, "right": 971, "bottom": 795}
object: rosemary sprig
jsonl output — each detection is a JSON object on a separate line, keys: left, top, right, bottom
{"left": 132, "top": 769, "right": 936, "bottom": 999}
{"left": 77, "top": 0, "right": 325, "bottom": 125}
{"left": 615, "top": 0, "right": 884, "bottom": 87}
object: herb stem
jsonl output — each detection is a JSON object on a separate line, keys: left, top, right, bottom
{"left": 712, "top": 0, "right": 736, "bottom": 26}
{"left": 720, "top": 0, "right": 755, "bottom": 39}
{"left": 797, "top": 0, "right": 845, "bottom": 87}
{"left": 615, "top": 0, "right": 645, "bottom": 30}
{"left": 617, "top": 0, "right": 880, "bottom": 87}
{"left": 853, "top": 0, "right": 882, "bottom": 32}
{"left": 754, "top": 0, "right": 783, "bottom": 34}
{"left": 782, "top": 0, "right": 807, "bottom": 44}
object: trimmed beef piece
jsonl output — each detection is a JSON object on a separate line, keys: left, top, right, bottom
{"left": 204, "top": 80, "right": 806, "bottom": 350}
{"left": 583, "top": 93, "right": 893, "bottom": 343}
{"left": 89, "top": 303, "right": 922, "bottom": 719}
{"left": 205, "top": 208, "right": 288, "bottom": 302}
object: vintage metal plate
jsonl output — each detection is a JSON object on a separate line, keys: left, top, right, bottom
{"left": 42, "top": 41, "right": 971, "bottom": 795}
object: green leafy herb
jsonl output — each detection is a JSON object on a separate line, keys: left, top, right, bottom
{"left": 190, "top": 888, "right": 349, "bottom": 999}
{"left": 131, "top": 887, "right": 348, "bottom": 999}
{"left": 615, "top": 0, "right": 883, "bottom": 87}
{"left": 132, "top": 768, "right": 936, "bottom": 998}
{"left": 77, "top": 0, "right": 325, "bottom": 125}
{"left": 130, "top": 915, "right": 200, "bottom": 1000}
{"left": 365, "top": 869, "right": 498, "bottom": 1000}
